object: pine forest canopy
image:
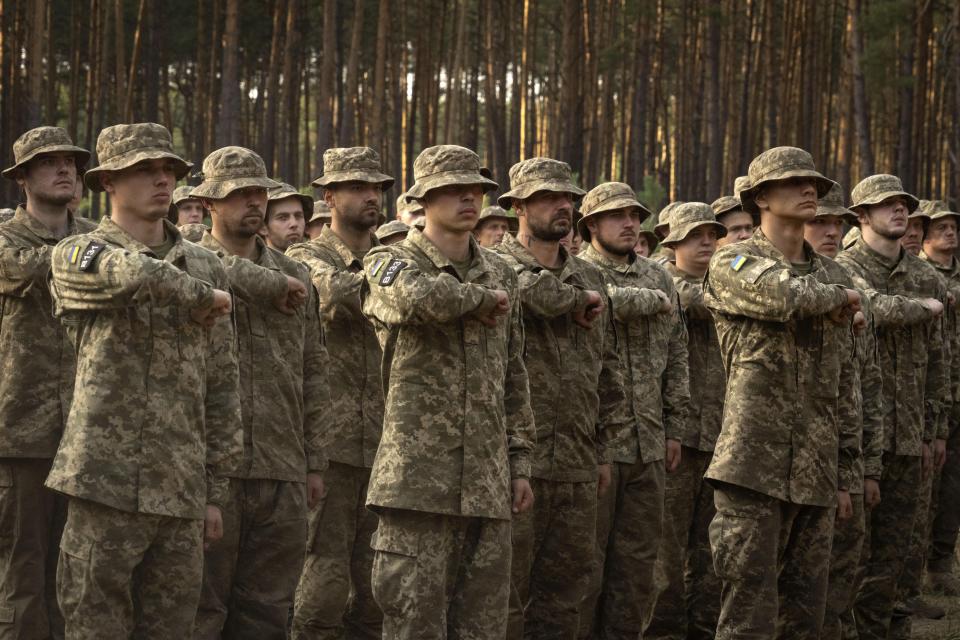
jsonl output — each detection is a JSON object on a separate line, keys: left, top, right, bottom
{"left": 1, "top": 0, "right": 959, "bottom": 220}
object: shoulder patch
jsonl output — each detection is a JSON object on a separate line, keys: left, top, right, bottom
{"left": 378, "top": 259, "right": 407, "bottom": 286}
{"left": 76, "top": 241, "right": 106, "bottom": 272}
{"left": 730, "top": 255, "right": 748, "bottom": 271}
{"left": 368, "top": 257, "right": 386, "bottom": 278}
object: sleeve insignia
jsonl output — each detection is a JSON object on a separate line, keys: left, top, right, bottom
{"left": 78, "top": 241, "right": 106, "bottom": 272}
{"left": 379, "top": 259, "right": 407, "bottom": 286}
{"left": 730, "top": 255, "right": 748, "bottom": 271}
{"left": 368, "top": 257, "right": 386, "bottom": 277}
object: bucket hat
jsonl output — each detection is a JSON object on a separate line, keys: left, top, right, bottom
{"left": 498, "top": 157, "right": 584, "bottom": 208}
{"left": 3, "top": 126, "right": 90, "bottom": 179}
{"left": 815, "top": 183, "right": 858, "bottom": 225}
{"left": 849, "top": 174, "right": 919, "bottom": 214}
{"left": 740, "top": 147, "right": 835, "bottom": 214}
{"left": 375, "top": 219, "right": 410, "bottom": 243}
{"left": 577, "top": 182, "right": 651, "bottom": 241}
{"left": 268, "top": 181, "right": 313, "bottom": 215}
{"left": 661, "top": 202, "right": 727, "bottom": 246}
{"left": 84, "top": 123, "right": 191, "bottom": 192}
{"left": 311, "top": 147, "right": 394, "bottom": 190}
{"left": 190, "top": 146, "right": 280, "bottom": 200}
{"left": 406, "top": 145, "right": 497, "bottom": 202}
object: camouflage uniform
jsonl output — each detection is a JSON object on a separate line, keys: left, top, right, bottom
{"left": 495, "top": 165, "right": 629, "bottom": 640}
{"left": 180, "top": 222, "right": 210, "bottom": 243}
{"left": 47, "top": 122, "right": 242, "bottom": 640}
{"left": 375, "top": 220, "right": 410, "bottom": 245}
{"left": 188, "top": 148, "right": 330, "bottom": 639}
{"left": 287, "top": 148, "right": 394, "bottom": 640}
{"left": 361, "top": 145, "right": 535, "bottom": 639}
{"left": 835, "top": 175, "right": 950, "bottom": 640}
{"left": 0, "top": 127, "right": 92, "bottom": 640}
{"left": 477, "top": 205, "right": 519, "bottom": 233}
{"left": 704, "top": 147, "right": 861, "bottom": 640}
{"left": 645, "top": 203, "right": 726, "bottom": 640}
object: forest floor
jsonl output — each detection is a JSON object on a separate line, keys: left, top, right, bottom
{"left": 912, "top": 592, "right": 960, "bottom": 639}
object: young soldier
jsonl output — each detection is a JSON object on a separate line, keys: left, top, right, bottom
{"left": 305, "top": 200, "right": 332, "bottom": 239}
{"left": 395, "top": 191, "right": 424, "bottom": 227}
{"left": 0, "top": 126, "right": 94, "bottom": 639}
{"left": 189, "top": 147, "right": 329, "bottom": 639}
{"left": 650, "top": 201, "right": 684, "bottom": 265}
{"left": 473, "top": 205, "right": 517, "bottom": 248}
{"left": 704, "top": 147, "right": 863, "bottom": 639}
{"left": 712, "top": 176, "right": 755, "bottom": 248}
{"left": 495, "top": 161, "right": 628, "bottom": 640}
{"left": 173, "top": 185, "right": 206, "bottom": 226}
{"left": 634, "top": 227, "right": 658, "bottom": 258}
{"left": 48, "top": 122, "right": 240, "bottom": 638}
{"left": 287, "top": 147, "right": 394, "bottom": 639}
{"left": 264, "top": 181, "right": 311, "bottom": 252}
{"left": 646, "top": 202, "right": 725, "bottom": 640}
{"left": 574, "top": 183, "right": 689, "bottom": 640}
{"left": 362, "top": 144, "right": 535, "bottom": 639}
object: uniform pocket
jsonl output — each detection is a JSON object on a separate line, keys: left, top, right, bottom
{"left": 709, "top": 489, "right": 773, "bottom": 583}
{"left": 370, "top": 519, "right": 419, "bottom": 620}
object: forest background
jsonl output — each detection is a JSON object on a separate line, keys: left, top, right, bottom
{"left": 1, "top": 0, "right": 959, "bottom": 221}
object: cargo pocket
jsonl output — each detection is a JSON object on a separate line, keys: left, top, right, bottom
{"left": 708, "top": 490, "right": 772, "bottom": 585}
{"left": 56, "top": 521, "right": 94, "bottom": 620}
{"left": 370, "top": 519, "right": 420, "bottom": 620}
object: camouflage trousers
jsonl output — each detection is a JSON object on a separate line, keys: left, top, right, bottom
{"left": 292, "top": 462, "right": 381, "bottom": 640}
{"left": 853, "top": 453, "right": 922, "bottom": 640}
{"left": 821, "top": 493, "right": 865, "bottom": 640}
{"left": 57, "top": 497, "right": 203, "bottom": 640}
{"left": 578, "top": 459, "right": 662, "bottom": 640}
{"left": 709, "top": 483, "right": 833, "bottom": 640}
{"left": 509, "top": 478, "right": 596, "bottom": 640}
{"left": 0, "top": 458, "right": 66, "bottom": 640}
{"left": 927, "top": 423, "right": 960, "bottom": 574}
{"left": 646, "top": 448, "right": 719, "bottom": 640}
{"left": 370, "top": 507, "right": 510, "bottom": 640}
{"left": 193, "top": 478, "right": 307, "bottom": 640}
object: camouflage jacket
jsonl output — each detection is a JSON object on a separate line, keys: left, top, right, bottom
{"left": 837, "top": 239, "right": 949, "bottom": 451}
{"left": 47, "top": 218, "right": 242, "bottom": 519}
{"left": 198, "top": 232, "right": 329, "bottom": 481}
{"left": 579, "top": 245, "right": 690, "bottom": 463}
{"left": 849, "top": 297, "right": 885, "bottom": 492}
{"left": 0, "top": 207, "right": 96, "bottom": 458}
{"left": 704, "top": 230, "right": 861, "bottom": 506}
{"left": 496, "top": 233, "right": 628, "bottom": 479}
{"left": 361, "top": 228, "right": 535, "bottom": 520}
{"left": 920, "top": 252, "right": 960, "bottom": 434}
{"left": 664, "top": 262, "right": 723, "bottom": 452}
{"left": 286, "top": 225, "right": 383, "bottom": 468}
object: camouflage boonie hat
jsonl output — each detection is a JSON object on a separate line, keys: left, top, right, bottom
{"left": 917, "top": 199, "right": 960, "bottom": 224}
{"left": 655, "top": 201, "right": 686, "bottom": 239}
{"left": 478, "top": 205, "right": 519, "bottom": 232}
{"left": 733, "top": 175, "right": 751, "bottom": 194}
{"left": 267, "top": 181, "right": 313, "bottom": 215}
{"left": 850, "top": 174, "right": 919, "bottom": 214}
{"left": 396, "top": 192, "right": 424, "bottom": 217}
{"left": 307, "top": 200, "right": 332, "bottom": 225}
{"left": 711, "top": 196, "right": 741, "bottom": 217}
{"left": 375, "top": 219, "right": 410, "bottom": 242}
{"left": 311, "top": 147, "right": 394, "bottom": 189}
{"left": 661, "top": 202, "right": 727, "bottom": 246}
{"left": 577, "top": 182, "right": 651, "bottom": 240}
{"left": 172, "top": 185, "right": 199, "bottom": 206}
{"left": 406, "top": 145, "right": 497, "bottom": 201}
{"left": 84, "top": 123, "right": 191, "bottom": 192}
{"left": 190, "top": 147, "right": 280, "bottom": 200}
{"left": 815, "top": 183, "right": 857, "bottom": 225}
{"left": 179, "top": 222, "right": 209, "bottom": 242}
{"left": 3, "top": 126, "right": 90, "bottom": 179}
{"left": 637, "top": 229, "right": 659, "bottom": 253}
{"left": 498, "top": 158, "right": 585, "bottom": 209}
{"left": 740, "top": 146, "right": 835, "bottom": 214}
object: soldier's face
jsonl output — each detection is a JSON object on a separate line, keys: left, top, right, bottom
{"left": 859, "top": 197, "right": 909, "bottom": 241}
{"left": 327, "top": 182, "right": 382, "bottom": 231}
{"left": 559, "top": 228, "right": 582, "bottom": 256}
{"left": 924, "top": 218, "right": 958, "bottom": 254}
{"left": 717, "top": 210, "right": 754, "bottom": 246}
{"left": 901, "top": 217, "right": 925, "bottom": 255}
{"left": 804, "top": 215, "right": 845, "bottom": 258}
{"left": 634, "top": 235, "right": 651, "bottom": 257}
{"left": 755, "top": 178, "right": 819, "bottom": 221}
{"left": 209, "top": 186, "right": 268, "bottom": 238}
{"left": 103, "top": 158, "right": 178, "bottom": 221}
{"left": 422, "top": 184, "right": 483, "bottom": 233}
{"left": 19, "top": 152, "right": 79, "bottom": 208}
{"left": 474, "top": 218, "right": 510, "bottom": 248}
{"left": 176, "top": 199, "right": 205, "bottom": 226}
{"left": 673, "top": 226, "right": 719, "bottom": 274}
{"left": 265, "top": 198, "right": 306, "bottom": 251}
{"left": 519, "top": 191, "right": 574, "bottom": 241}
{"left": 305, "top": 219, "right": 327, "bottom": 239}
{"left": 587, "top": 208, "right": 641, "bottom": 257}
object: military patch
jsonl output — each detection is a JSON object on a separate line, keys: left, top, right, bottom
{"left": 78, "top": 241, "right": 106, "bottom": 272}
{"left": 369, "top": 257, "right": 386, "bottom": 277}
{"left": 730, "top": 255, "right": 748, "bottom": 271}
{"left": 68, "top": 244, "right": 81, "bottom": 265}
{"left": 378, "top": 259, "right": 407, "bottom": 286}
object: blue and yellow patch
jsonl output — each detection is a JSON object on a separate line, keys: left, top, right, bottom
{"left": 368, "top": 257, "right": 386, "bottom": 277}
{"left": 730, "top": 255, "right": 748, "bottom": 271}
{"left": 68, "top": 244, "right": 81, "bottom": 265}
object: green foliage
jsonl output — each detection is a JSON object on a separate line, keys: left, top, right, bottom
{"left": 636, "top": 175, "right": 666, "bottom": 218}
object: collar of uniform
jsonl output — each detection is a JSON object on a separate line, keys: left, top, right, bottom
{"left": 407, "top": 226, "right": 490, "bottom": 281}
{"left": 920, "top": 250, "right": 960, "bottom": 277}
{"left": 97, "top": 215, "right": 183, "bottom": 259}
{"left": 850, "top": 235, "right": 906, "bottom": 274}
{"left": 198, "top": 230, "right": 278, "bottom": 270}
{"left": 579, "top": 243, "right": 635, "bottom": 275}
{"left": 500, "top": 230, "right": 580, "bottom": 279}
{"left": 253, "top": 236, "right": 284, "bottom": 271}
{"left": 13, "top": 205, "right": 86, "bottom": 242}
{"left": 665, "top": 260, "right": 702, "bottom": 283}
{"left": 319, "top": 223, "right": 378, "bottom": 269}
{"left": 751, "top": 227, "right": 826, "bottom": 274}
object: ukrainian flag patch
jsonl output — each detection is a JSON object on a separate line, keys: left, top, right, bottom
{"left": 730, "top": 255, "right": 748, "bottom": 271}
{"left": 369, "top": 257, "right": 386, "bottom": 277}
{"left": 68, "top": 245, "right": 81, "bottom": 265}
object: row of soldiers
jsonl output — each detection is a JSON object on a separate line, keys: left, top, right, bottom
{"left": 0, "top": 120, "right": 956, "bottom": 640}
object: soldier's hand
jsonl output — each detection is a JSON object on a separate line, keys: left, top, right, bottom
{"left": 306, "top": 472, "right": 327, "bottom": 509}
{"left": 828, "top": 289, "right": 861, "bottom": 325}
{"left": 655, "top": 289, "right": 673, "bottom": 314}
{"left": 204, "top": 505, "right": 224, "bottom": 550}
{"left": 597, "top": 464, "right": 612, "bottom": 497}
{"left": 920, "top": 298, "right": 944, "bottom": 318}
{"left": 190, "top": 289, "right": 233, "bottom": 328}
{"left": 573, "top": 290, "right": 605, "bottom": 329}
{"left": 511, "top": 478, "right": 534, "bottom": 514}
{"left": 836, "top": 490, "right": 853, "bottom": 521}
{"left": 273, "top": 276, "right": 307, "bottom": 315}
{"left": 852, "top": 311, "right": 867, "bottom": 334}
{"left": 472, "top": 289, "right": 509, "bottom": 327}
{"left": 864, "top": 479, "right": 881, "bottom": 509}
{"left": 922, "top": 442, "right": 934, "bottom": 479}
{"left": 665, "top": 438, "right": 682, "bottom": 473}
{"left": 934, "top": 438, "right": 947, "bottom": 470}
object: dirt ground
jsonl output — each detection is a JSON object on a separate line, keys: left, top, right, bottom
{"left": 912, "top": 593, "right": 960, "bottom": 639}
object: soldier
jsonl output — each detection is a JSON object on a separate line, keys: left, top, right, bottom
{"left": 559, "top": 210, "right": 584, "bottom": 256}
{"left": 360, "top": 144, "right": 534, "bottom": 638}
{"left": 574, "top": 184, "right": 690, "bottom": 640}
{"left": 305, "top": 200, "right": 333, "bottom": 239}
{"left": 0, "top": 126, "right": 94, "bottom": 639}
{"left": 703, "top": 147, "right": 863, "bottom": 639}
{"left": 264, "top": 181, "right": 311, "bottom": 252}
{"left": 395, "top": 191, "right": 424, "bottom": 227}
{"left": 173, "top": 185, "right": 206, "bottom": 226}
{"left": 836, "top": 174, "right": 949, "bottom": 640}
{"left": 901, "top": 205, "right": 930, "bottom": 256}
{"left": 646, "top": 202, "right": 724, "bottom": 640}
{"left": 47, "top": 122, "right": 240, "bottom": 638}
{"left": 375, "top": 219, "right": 410, "bottom": 246}
{"left": 712, "top": 177, "right": 755, "bottom": 248}
{"left": 634, "top": 227, "right": 658, "bottom": 258}
{"left": 286, "top": 147, "right": 393, "bottom": 640}
{"left": 650, "top": 201, "right": 684, "bottom": 264}
{"left": 494, "top": 161, "right": 627, "bottom": 640}
{"left": 187, "top": 147, "right": 328, "bottom": 639}
{"left": 67, "top": 179, "right": 84, "bottom": 215}
{"left": 804, "top": 184, "right": 885, "bottom": 639}
{"left": 473, "top": 205, "right": 517, "bottom": 248}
